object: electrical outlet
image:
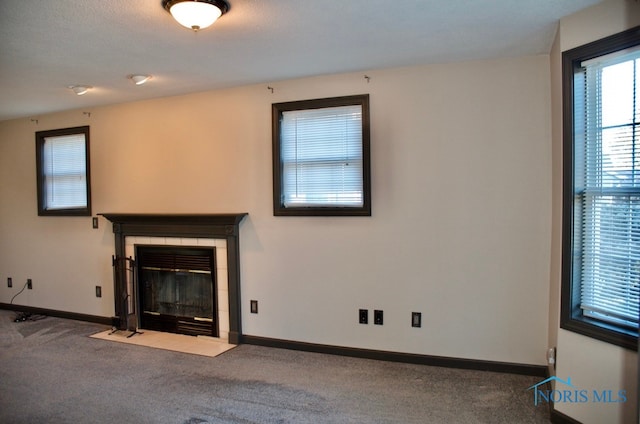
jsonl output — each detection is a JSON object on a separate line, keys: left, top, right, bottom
{"left": 547, "top": 347, "right": 556, "bottom": 369}
{"left": 92, "top": 217, "right": 99, "bottom": 229}
{"left": 27, "top": 279, "right": 32, "bottom": 289}
{"left": 412, "top": 312, "right": 422, "bottom": 328}
{"left": 7, "top": 277, "right": 12, "bottom": 288}
{"left": 95, "top": 285, "right": 102, "bottom": 298}
{"left": 359, "top": 309, "right": 368, "bottom": 324}
{"left": 250, "top": 300, "right": 258, "bottom": 314}
{"left": 374, "top": 310, "right": 383, "bottom": 325}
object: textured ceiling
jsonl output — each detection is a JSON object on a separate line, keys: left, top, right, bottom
{"left": 0, "top": 0, "right": 602, "bottom": 122}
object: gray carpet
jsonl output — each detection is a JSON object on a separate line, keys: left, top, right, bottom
{"left": 0, "top": 310, "right": 550, "bottom": 423}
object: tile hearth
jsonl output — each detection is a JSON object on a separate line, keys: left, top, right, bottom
{"left": 90, "top": 328, "right": 235, "bottom": 357}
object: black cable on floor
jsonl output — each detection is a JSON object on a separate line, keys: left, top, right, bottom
{"left": 10, "top": 281, "right": 46, "bottom": 322}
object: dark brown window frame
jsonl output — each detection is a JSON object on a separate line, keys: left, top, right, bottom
{"left": 561, "top": 26, "right": 640, "bottom": 351}
{"left": 35, "top": 126, "right": 92, "bottom": 216}
{"left": 272, "top": 94, "right": 371, "bottom": 216}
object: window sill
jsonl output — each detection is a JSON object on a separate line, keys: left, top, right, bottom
{"left": 560, "top": 317, "right": 638, "bottom": 351}
{"left": 273, "top": 206, "right": 371, "bottom": 217}
{"left": 38, "top": 207, "right": 92, "bottom": 217}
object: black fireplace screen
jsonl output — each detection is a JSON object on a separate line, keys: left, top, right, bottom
{"left": 136, "top": 246, "right": 217, "bottom": 334}
{"left": 141, "top": 269, "right": 213, "bottom": 319}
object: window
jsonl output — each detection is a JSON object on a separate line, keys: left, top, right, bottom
{"left": 35, "top": 126, "right": 91, "bottom": 216}
{"left": 561, "top": 27, "right": 640, "bottom": 350}
{"left": 272, "top": 94, "right": 371, "bottom": 216}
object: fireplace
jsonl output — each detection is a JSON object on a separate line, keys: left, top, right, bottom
{"left": 100, "top": 213, "right": 247, "bottom": 344}
{"left": 137, "top": 245, "right": 217, "bottom": 337}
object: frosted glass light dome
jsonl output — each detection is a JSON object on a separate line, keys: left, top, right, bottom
{"left": 163, "top": 0, "right": 229, "bottom": 31}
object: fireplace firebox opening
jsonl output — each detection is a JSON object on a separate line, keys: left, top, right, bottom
{"left": 136, "top": 245, "right": 218, "bottom": 337}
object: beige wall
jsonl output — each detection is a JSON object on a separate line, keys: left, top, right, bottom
{"left": 0, "top": 54, "right": 552, "bottom": 365}
{"left": 551, "top": 1, "right": 640, "bottom": 423}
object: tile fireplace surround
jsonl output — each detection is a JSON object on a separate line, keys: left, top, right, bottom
{"left": 100, "top": 213, "right": 248, "bottom": 344}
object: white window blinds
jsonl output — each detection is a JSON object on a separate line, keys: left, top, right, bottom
{"left": 42, "top": 134, "right": 88, "bottom": 210}
{"left": 576, "top": 47, "right": 640, "bottom": 329}
{"left": 280, "top": 105, "right": 363, "bottom": 207}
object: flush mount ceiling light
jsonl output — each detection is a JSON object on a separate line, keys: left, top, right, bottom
{"left": 68, "top": 85, "right": 92, "bottom": 96}
{"left": 128, "top": 74, "right": 152, "bottom": 85}
{"left": 162, "top": 0, "right": 229, "bottom": 32}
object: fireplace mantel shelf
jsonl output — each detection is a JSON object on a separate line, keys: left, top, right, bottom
{"left": 99, "top": 213, "right": 248, "bottom": 237}
{"left": 99, "top": 213, "right": 247, "bottom": 226}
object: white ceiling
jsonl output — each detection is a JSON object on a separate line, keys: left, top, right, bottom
{"left": 0, "top": 0, "right": 602, "bottom": 122}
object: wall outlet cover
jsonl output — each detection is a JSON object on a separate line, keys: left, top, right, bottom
{"left": 250, "top": 300, "right": 258, "bottom": 314}
{"left": 374, "top": 309, "right": 383, "bottom": 325}
{"left": 359, "top": 309, "right": 368, "bottom": 324}
{"left": 412, "top": 312, "right": 422, "bottom": 328}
